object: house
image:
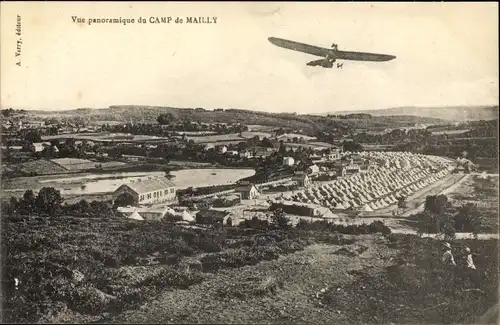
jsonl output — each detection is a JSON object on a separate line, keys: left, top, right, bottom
{"left": 345, "top": 163, "right": 360, "bottom": 175}
{"left": 217, "top": 145, "right": 227, "bottom": 154}
{"left": 114, "top": 176, "right": 177, "bottom": 206}
{"left": 196, "top": 209, "right": 233, "bottom": 226}
{"left": 32, "top": 142, "right": 51, "bottom": 152}
{"left": 235, "top": 183, "right": 260, "bottom": 200}
{"left": 327, "top": 148, "right": 342, "bottom": 160}
{"left": 253, "top": 148, "right": 274, "bottom": 158}
{"left": 350, "top": 154, "right": 364, "bottom": 165}
{"left": 203, "top": 144, "right": 215, "bottom": 151}
{"left": 270, "top": 200, "right": 338, "bottom": 219}
{"left": 306, "top": 164, "right": 320, "bottom": 175}
{"left": 239, "top": 150, "right": 252, "bottom": 159}
{"left": 292, "top": 172, "right": 311, "bottom": 188}
{"left": 283, "top": 156, "right": 295, "bottom": 166}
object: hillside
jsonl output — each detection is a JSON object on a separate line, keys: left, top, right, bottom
{"left": 333, "top": 105, "right": 499, "bottom": 122}
{"left": 22, "top": 106, "right": 449, "bottom": 134}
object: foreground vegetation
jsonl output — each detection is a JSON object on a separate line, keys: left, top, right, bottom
{"left": 407, "top": 176, "right": 499, "bottom": 236}
{"left": 321, "top": 234, "right": 498, "bottom": 324}
{"left": 1, "top": 215, "right": 391, "bottom": 323}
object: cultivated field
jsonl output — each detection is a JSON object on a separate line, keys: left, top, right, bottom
{"left": 430, "top": 129, "right": 471, "bottom": 135}
{"left": 17, "top": 160, "right": 67, "bottom": 175}
{"left": 240, "top": 131, "right": 273, "bottom": 139}
{"left": 185, "top": 133, "right": 245, "bottom": 144}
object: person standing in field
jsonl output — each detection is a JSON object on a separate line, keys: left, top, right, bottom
{"left": 463, "top": 246, "right": 476, "bottom": 270}
{"left": 442, "top": 242, "right": 456, "bottom": 266}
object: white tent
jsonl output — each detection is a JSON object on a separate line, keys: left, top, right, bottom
{"left": 182, "top": 210, "right": 195, "bottom": 222}
{"left": 127, "top": 211, "right": 144, "bottom": 220}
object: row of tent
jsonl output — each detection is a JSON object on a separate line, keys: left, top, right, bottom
{"left": 285, "top": 152, "right": 454, "bottom": 211}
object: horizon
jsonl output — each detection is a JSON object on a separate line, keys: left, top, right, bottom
{"left": 7, "top": 103, "right": 499, "bottom": 116}
{"left": 1, "top": 2, "right": 498, "bottom": 112}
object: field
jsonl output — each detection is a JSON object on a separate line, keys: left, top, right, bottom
{"left": 240, "top": 131, "right": 273, "bottom": 139}
{"left": 185, "top": 133, "right": 245, "bottom": 144}
{"left": 5, "top": 159, "right": 128, "bottom": 177}
{"left": 446, "top": 175, "right": 499, "bottom": 233}
{"left": 16, "top": 160, "right": 67, "bottom": 175}
{"left": 169, "top": 168, "right": 256, "bottom": 189}
{"left": 52, "top": 158, "right": 103, "bottom": 171}
{"left": 3, "top": 214, "right": 497, "bottom": 324}
{"left": 430, "top": 129, "right": 471, "bottom": 135}
{"left": 42, "top": 133, "right": 170, "bottom": 143}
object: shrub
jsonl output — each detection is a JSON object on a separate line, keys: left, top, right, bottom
{"left": 454, "top": 203, "right": 484, "bottom": 234}
{"left": 140, "top": 267, "right": 203, "bottom": 290}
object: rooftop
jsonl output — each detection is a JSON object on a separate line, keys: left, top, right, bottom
{"left": 119, "top": 176, "right": 175, "bottom": 194}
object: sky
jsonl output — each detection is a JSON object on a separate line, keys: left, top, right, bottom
{"left": 1, "top": 2, "right": 498, "bottom": 113}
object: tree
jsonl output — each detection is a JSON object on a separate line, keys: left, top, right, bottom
{"left": 18, "top": 190, "right": 36, "bottom": 215}
{"left": 424, "top": 194, "right": 449, "bottom": 215}
{"left": 261, "top": 137, "right": 274, "bottom": 148}
{"left": 396, "top": 195, "right": 407, "bottom": 213}
{"left": 343, "top": 140, "right": 363, "bottom": 152}
{"left": 454, "top": 203, "right": 483, "bottom": 235}
{"left": 23, "top": 131, "right": 42, "bottom": 144}
{"left": 36, "top": 187, "right": 64, "bottom": 216}
{"left": 157, "top": 112, "right": 177, "bottom": 125}
{"left": 114, "top": 192, "right": 137, "bottom": 208}
{"left": 271, "top": 208, "right": 290, "bottom": 229}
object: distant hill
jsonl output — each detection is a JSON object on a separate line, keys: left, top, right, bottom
{"left": 25, "top": 105, "right": 449, "bottom": 127}
{"left": 21, "top": 105, "right": 454, "bottom": 136}
{"left": 333, "top": 106, "right": 498, "bottom": 122}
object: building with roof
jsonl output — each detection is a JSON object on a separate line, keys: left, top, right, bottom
{"left": 283, "top": 156, "right": 295, "bottom": 166}
{"left": 326, "top": 148, "right": 342, "bottom": 160}
{"left": 269, "top": 199, "right": 338, "bottom": 219}
{"left": 306, "top": 164, "right": 320, "bottom": 175}
{"left": 345, "top": 163, "right": 361, "bottom": 175}
{"left": 31, "top": 142, "right": 51, "bottom": 152}
{"left": 196, "top": 209, "right": 233, "bottom": 225}
{"left": 234, "top": 183, "right": 260, "bottom": 200}
{"left": 114, "top": 176, "right": 177, "bottom": 205}
{"left": 292, "top": 172, "right": 311, "bottom": 188}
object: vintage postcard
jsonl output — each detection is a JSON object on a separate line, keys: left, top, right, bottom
{"left": 1, "top": 2, "right": 498, "bottom": 324}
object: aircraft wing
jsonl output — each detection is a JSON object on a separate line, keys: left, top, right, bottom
{"left": 336, "top": 50, "right": 396, "bottom": 62}
{"left": 268, "top": 37, "right": 331, "bottom": 57}
{"left": 268, "top": 37, "right": 396, "bottom": 62}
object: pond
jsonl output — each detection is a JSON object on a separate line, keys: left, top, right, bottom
{"left": 41, "top": 171, "right": 167, "bottom": 195}
{"left": 3, "top": 169, "right": 256, "bottom": 197}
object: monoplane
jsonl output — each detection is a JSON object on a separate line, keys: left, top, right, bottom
{"left": 268, "top": 37, "right": 396, "bottom": 68}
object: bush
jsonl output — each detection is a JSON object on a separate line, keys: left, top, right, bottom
{"left": 140, "top": 267, "right": 203, "bottom": 289}
{"left": 295, "top": 220, "right": 391, "bottom": 235}
{"left": 454, "top": 203, "right": 484, "bottom": 234}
